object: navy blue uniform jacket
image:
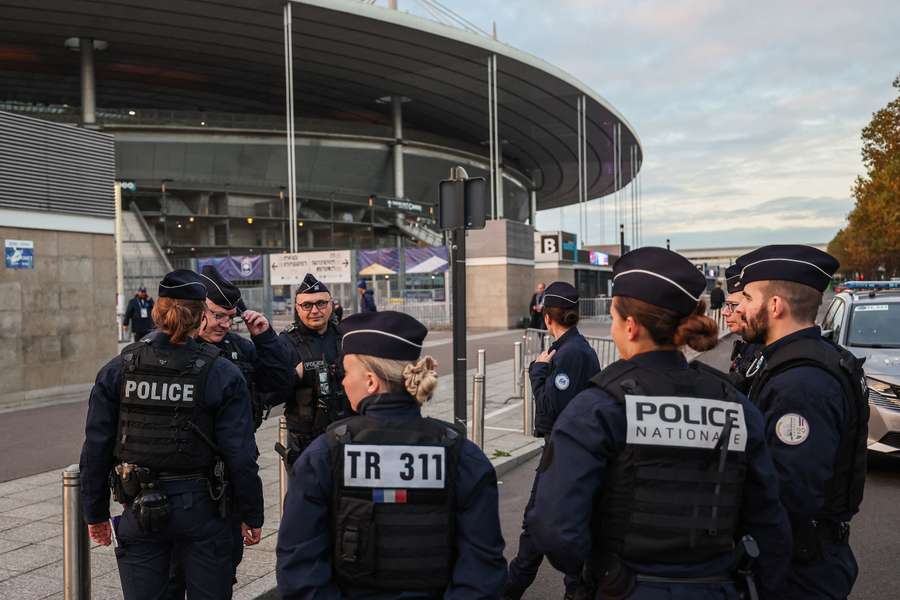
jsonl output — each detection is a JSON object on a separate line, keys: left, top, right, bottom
{"left": 529, "top": 327, "right": 600, "bottom": 435}
{"left": 217, "top": 329, "right": 293, "bottom": 396}
{"left": 527, "top": 351, "right": 793, "bottom": 598}
{"left": 78, "top": 332, "right": 265, "bottom": 528}
{"left": 275, "top": 393, "right": 508, "bottom": 600}
{"left": 122, "top": 296, "right": 154, "bottom": 334}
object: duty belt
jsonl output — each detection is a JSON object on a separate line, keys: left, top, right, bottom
{"left": 635, "top": 574, "right": 734, "bottom": 585}
{"left": 156, "top": 471, "right": 208, "bottom": 482}
{"left": 812, "top": 520, "right": 851, "bottom": 545}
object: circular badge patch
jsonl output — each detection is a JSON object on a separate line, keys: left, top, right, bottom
{"left": 775, "top": 413, "right": 810, "bottom": 445}
{"left": 554, "top": 373, "right": 571, "bottom": 391}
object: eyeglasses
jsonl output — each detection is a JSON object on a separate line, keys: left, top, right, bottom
{"left": 207, "top": 310, "right": 235, "bottom": 323}
{"left": 298, "top": 300, "right": 330, "bottom": 312}
{"left": 723, "top": 302, "right": 740, "bottom": 313}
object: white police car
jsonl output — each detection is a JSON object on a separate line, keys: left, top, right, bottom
{"left": 821, "top": 282, "right": 900, "bottom": 455}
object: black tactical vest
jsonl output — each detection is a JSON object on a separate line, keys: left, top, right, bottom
{"left": 748, "top": 336, "right": 868, "bottom": 519}
{"left": 115, "top": 339, "right": 220, "bottom": 472}
{"left": 590, "top": 359, "right": 749, "bottom": 567}
{"left": 729, "top": 340, "right": 761, "bottom": 394}
{"left": 284, "top": 324, "right": 344, "bottom": 435}
{"left": 326, "top": 413, "right": 463, "bottom": 592}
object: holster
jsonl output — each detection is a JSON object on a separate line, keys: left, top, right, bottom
{"left": 110, "top": 463, "right": 151, "bottom": 505}
{"left": 132, "top": 481, "right": 171, "bottom": 533}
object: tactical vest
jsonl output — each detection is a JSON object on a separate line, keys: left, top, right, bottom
{"left": 284, "top": 324, "right": 344, "bottom": 436}
{"left": 590, "top": 359, "right": 749, "bottom": 567}
{"left": 728, "top": 340, "right": 761, "bottom": 394}
{"left": 748, "top": 336, "right": 868, "bottom": 519}
{"left": 115, "top": 340, "right": 220, "bottom": 472}
{"left": 326, "top": 413, "right": 463, "bottom": 592}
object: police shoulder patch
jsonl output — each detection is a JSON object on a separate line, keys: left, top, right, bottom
{"left": 554, "top": 373, "right": 571, "bottom": 391}
{"left": 775, "top": 413, "right": 809, "bottom": 445}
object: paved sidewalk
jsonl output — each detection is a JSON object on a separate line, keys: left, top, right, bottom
{"left": 0, "top": 357, "right": 543, "bottom": 600}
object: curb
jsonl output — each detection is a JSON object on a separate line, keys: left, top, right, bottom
{"left": 492, "top": 439, "right": 545, "bottom": 478}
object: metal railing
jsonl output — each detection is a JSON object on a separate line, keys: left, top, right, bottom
{"left": 62, "top": 465, "right": 90, "bottom": 600}
{"left": 579, "top": 297, "right": 613, "bottom": 321}
{"left": 522, "top": 328, "right": 619, "bottom": 368}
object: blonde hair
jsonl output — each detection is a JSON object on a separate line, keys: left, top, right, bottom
{"left": 356, "top": 354, "right": 439, "bottom": 404}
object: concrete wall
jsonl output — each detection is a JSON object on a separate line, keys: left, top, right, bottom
{"left": 0, "top": 226, "right": 117, "bottom": 409}
{"left": 534, "top": 266, "right": 576, "bottom": 288}
{"left": 465, "top": 220, "right": 535, "bottom": 329}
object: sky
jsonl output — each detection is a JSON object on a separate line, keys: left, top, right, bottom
{"left": 395, "top": 0, "right": 900, "bottom": 249}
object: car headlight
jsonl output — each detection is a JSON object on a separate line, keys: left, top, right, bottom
{"left": 867, "top": 376, "right": 897, "bottom": 398}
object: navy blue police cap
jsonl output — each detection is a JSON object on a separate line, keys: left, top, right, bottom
{"left": 338, "top": 311, "right": 427, "bottom": 362}
{"left": 357, "top": 279, "right": 367, "bottom": 290}
{"left": 612, "top": 247, "right": 705, "bottom": 316}
{"left": 158, "top": 269, "right": 207, "bottom": 301}
{"left": 542, "top": 281, "right": 579, "bottom": 309}
{"left": 737, "top": 244, "right": 838, "bottom": 292}
{"left": 297, "top": 273, "right": 330, "bottom": 295}
{"left": 725, "top": 264, "right": 743, "bottom": 294}
{"left": 199, "top": 265, "right": 242, "bottom": 309}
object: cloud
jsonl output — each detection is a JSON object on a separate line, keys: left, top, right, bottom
{"left": 421, "top": 0, "right": 900, "bottom": 248}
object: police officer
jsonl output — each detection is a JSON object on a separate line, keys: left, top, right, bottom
{"left": 527, "top": 247, "right": 792, "bottom": 600}
{"left": 275, "top": 310, "right": 507, "bottom": 599}
{"left": 79, "top": 269, "right": 265, "bottom": 600}
{"left": 272, "top": 274, "right": 348, "bottom": 466}
{"left": 505, "top": 281, "right": 600, "bottom": 600}
{"left": 723, "top": 264, "right": 761, "bottom": 393}
{"left": 198, "top": 265, "right": 293, "bottom": 430}
{"left": 734, "top": 244, "right": 867, "bottom": 599}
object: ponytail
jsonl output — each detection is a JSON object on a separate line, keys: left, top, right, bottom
{"left": 152, "top": 297, "right": 204, "bottom": 344}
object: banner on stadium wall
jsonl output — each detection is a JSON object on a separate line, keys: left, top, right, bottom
{"left": 197, "top": 256, "right": 263, "bottom": 281}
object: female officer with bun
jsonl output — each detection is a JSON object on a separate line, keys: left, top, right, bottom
{"left": 79, "top": 269, "right": 264, "bottom": 600}
{"left": 527, "top": 247, "right": 792, "bottom": 600}
{"left": 276, "top": 311, "right": 507, "bottom": 599}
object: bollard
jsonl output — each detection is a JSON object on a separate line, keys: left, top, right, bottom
{"left": 62, "top": 464, "right": 90, "bottom": 600}
{"left": 513, "top": 341, "right": 523, "bottom": 397}
{"left": 477, "top": 348, "right": 486, "bottom": 376}
{"left": 278, "top": 416, "right": 289, "bottom": 515}
{"left": 522, "top": 368, "right": 533, "bottom": 436}
{"left": 472, "top": 372, "right": 485, "bottom": 448}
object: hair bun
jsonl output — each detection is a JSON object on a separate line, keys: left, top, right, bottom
{"left": 403, "top": 356, "right": 439, "bottom": 404}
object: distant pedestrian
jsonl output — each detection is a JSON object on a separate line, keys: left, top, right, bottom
{"left": 331, "top": 298, "right": 344, "bottom": 324}
{"left": 357, "top": 280, "right": 377, "bottom": 313}
{"left": 528, "top": 283, "right": 546, "bottom": 330}
{"left": 122, "top": 286, "right": 154, "bottom": 341}
{"left": 709, "top": 280, "right": 725, "bottom": 310}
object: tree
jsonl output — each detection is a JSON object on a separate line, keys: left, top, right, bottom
{"left": 830, "top": 75, "right": 900, "bottom": 278}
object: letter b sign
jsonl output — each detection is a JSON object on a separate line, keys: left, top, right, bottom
{"left": 542, "top": 236, "right": 558, "bottom": 255}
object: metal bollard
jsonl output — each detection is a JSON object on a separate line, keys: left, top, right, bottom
{"left": 472, "top": 371, "right": 485, "bottom": 448}
{"left": 513, "top": 341, "right": 523, "bottom": 397}
{"left": 278, "top": 416, "right": 289, "bottom": 515}
{"left": 522, "top": 368, "right": 533, "bottom": 437}
{"left": 62, "top": 464, "right": 90, "bottom": 600}
{"left": 477, "top": 348, "right": 486, "bottom": 376}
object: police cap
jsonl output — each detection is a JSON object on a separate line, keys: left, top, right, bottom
{"left": 158, "top": 269, "right": 207, "bottom": 301}
{"left": 612, "top": 247, "right": 705, "bottom": 316}
{"left": 297, "top": 273, "right": 330, "bottom": 295}
{"left": 737, "top": 244, "right": 838, "bottom": 292}
{"left": 339, "top": 311, "right": 427, "bottom": 362}
{"left": 725, "top": 264, "right": 743, "bottom": 294}
{"left": 199, "top": 265, "right": 241, "bottom": 309}
{"left": 542, "top": 281, "right": 579, "bottom": 308}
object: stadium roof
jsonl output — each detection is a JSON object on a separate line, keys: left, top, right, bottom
{"left": 0, "top": 0, "right": 642, "bottom": 210}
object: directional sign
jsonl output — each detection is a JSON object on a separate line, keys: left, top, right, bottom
{"left": 269, "top": 250, "right": 352, "bottom": 285}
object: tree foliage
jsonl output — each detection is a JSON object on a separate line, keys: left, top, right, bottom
{"left": 829, "top": 75, "right": 900, "bottom": 278}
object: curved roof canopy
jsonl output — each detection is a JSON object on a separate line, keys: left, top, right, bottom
{"left": 0, "top": 0, "right": 642, "bottom": 210}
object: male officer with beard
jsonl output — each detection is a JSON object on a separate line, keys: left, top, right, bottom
{"left": 734, "top": 245, "right": 868, "bottom": 600}
{"left": 723, "top": 264, "right": 761, "bottom": 394}
{"left": 272, "top": 274, "right": 348, "bottom": 467}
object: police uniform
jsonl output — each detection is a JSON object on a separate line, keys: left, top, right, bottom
{"left": 79, "top": 270, "right": 264, "bottom": 600}
{"left": 736, "top": 245, "right": 867, "bottom": 599}
{"left": 527, "top": 247, "right": 793, "bottom": 600}
{"left": 275, "top": 311, "right": 507, "bottom": 599}
{"left": 199, "top": 265, "right": 293, "bottom": 431}
{"left": 723, "top": 264, "right": 761, "bottom": 394}
{"left": 272, "top": 274, "right": 348, "bottom": 462}
{"left": 506, "top": 281, "right": 601, "bottom": 599}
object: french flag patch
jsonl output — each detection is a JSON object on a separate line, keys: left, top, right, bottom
{"left": 373, "top": 489, "right": 407, "bottom": 504}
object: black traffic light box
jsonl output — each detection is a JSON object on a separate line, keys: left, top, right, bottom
{"left": 437, "top": 177, "right": 487, "bottom": 231}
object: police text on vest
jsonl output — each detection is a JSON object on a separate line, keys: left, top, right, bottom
{"left": 343, "top": 444, "right": 446, "bottom": 489}
{"left": 124, "top": 378, "right": 195, "bottom": 402}
{"left": 625, "top": 395, "right": 747, "bottom": 452}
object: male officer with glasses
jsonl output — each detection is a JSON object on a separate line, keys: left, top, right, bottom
{"left": 722, "top": 264, "right": 761, "bottom": 393}
{"left": 272, "top": 273, "right": 348, "bottom": 466}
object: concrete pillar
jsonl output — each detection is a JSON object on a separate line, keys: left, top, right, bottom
{"left": 392, "top": 96, "right": 404, "bottom": 199}
{"left": 529, "top": 189, "right": 537, "bottom": 226}
{"left": 79, "top": 38, "right": 96, "bottom": 126}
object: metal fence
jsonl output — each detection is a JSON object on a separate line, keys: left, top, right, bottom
{"left": 377, "top": 298, "right": 450, "bottom": 328}
{"left": 579, "top": 297, "right": 613, "bottom": 321}
{"left": 522, "top": 328, "right": 619, "bottom": 368}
